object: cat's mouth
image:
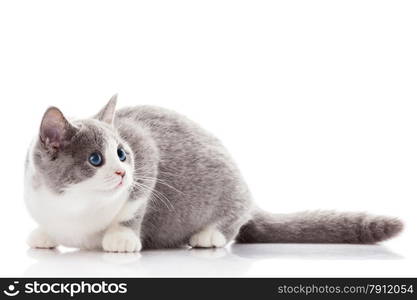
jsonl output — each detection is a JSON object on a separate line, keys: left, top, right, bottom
{"left": 104, "top": 178, "right": 126, "bottom": 192}
{"left": 113, "top": 178, "right": 124, "bottom": 189}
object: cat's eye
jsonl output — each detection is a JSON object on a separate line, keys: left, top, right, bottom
{"left": 89, "top": 152, "right": 103, "bottom": 166}
{"left": 117, "top": 148, "right": 127, "bottom": 162}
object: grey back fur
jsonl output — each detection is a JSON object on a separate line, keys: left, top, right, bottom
{"left": 115, "top": 106, "right": 253, "bottom": 248}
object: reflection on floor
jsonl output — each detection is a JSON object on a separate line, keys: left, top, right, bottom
{"left": 24, "top": 243, "right": 402, "bottom": 277}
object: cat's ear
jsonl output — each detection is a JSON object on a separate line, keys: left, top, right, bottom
{"left": 39, "top": 107, "right": 77, "bottom": 152}
{"left": 94, "top": 94, "right": 118, "bottom": 125}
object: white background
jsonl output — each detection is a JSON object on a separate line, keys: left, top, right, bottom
{"left": 0, "top": 0, "right": 416, "bottom": 277}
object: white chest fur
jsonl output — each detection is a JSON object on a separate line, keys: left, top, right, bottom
{"left": 24, "top": 166, "right": 129, "bottom": 250}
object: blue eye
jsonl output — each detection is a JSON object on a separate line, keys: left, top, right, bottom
{"left": 89, "top": 152, "right": 103, "bottom": 166}
{"left": 117, "top": 148, "right": 127, "bottom": 161}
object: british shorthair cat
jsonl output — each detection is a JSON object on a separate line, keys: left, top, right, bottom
{"left": 24, "top": 95, "right": 403, "bottom": 252}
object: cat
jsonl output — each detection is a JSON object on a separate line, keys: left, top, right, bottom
{"left": 24, "top": 95, "right": 404, "bottom": 252}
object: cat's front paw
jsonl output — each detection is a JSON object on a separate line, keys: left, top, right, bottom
{"left": 102, "top": 226, "right": 142, "bottom": 253}
{"left": 27, "top": 228, "right": 58, "bottom": 249}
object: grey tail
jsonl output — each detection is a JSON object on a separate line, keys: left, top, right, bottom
{"left": 236, "top": 210, "right": 403, "bottom": 244}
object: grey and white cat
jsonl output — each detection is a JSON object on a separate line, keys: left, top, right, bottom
{"left": 24, "top": 95, "right": 403, "bottom": 252}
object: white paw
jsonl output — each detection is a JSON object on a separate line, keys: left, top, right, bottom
{"left": 189, "top": 227, "right": 227, "bottom": 248}
{"left": 27, "top": 228, "right": 58, "bottom": 249}
{"left": 102, "top": 227, "right": 142, "bottom": 253}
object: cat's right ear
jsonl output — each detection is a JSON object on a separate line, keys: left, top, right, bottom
{"left": 94, "top": 94, "right": 118, "bottom": 125}
{"left": 39, "top": 107, "right": 76, "bottom": 152}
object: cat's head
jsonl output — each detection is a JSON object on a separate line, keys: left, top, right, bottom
{"left": 33, "top": 95, "right": 135, "bottom": 196}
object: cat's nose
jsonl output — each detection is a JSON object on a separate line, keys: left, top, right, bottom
{"left": 115, "top": 170, "right": 125, "bottom": 178}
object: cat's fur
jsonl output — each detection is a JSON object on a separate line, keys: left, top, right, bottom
{"left": 24, "top": 95, "right": 403, "bottom": 252}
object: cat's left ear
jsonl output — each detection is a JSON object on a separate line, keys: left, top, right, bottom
{"left": 94, "top": 94, "right": 118, "bottom": 125}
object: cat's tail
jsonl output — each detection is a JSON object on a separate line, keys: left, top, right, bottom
{"left": 236, "top": 210, "right": 403, "bottom": 244}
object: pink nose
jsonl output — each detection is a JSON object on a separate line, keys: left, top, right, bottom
{"left": 115, "top": 170, "right": 125, "bottom": 178}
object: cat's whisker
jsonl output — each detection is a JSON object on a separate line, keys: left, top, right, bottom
{"left": 146, "top": 187, "right": 174, "bottom": 211}
{"left": 132, "top": 171, "right": 185, "bottom": 195}
{"left": 134, "top": 176, "right": 185, "bottom": 196}
{"left": 131, "top": 182, "right": 175, "bottom": 211}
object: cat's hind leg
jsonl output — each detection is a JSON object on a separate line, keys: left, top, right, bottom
{"left": 188, "top": 192, "right": 252, "bottom": 249}
{"left": 188, "top": 214, "right": 250, "bottom": 248}
{"left": 189, "top": 225, "right": 227, "bottom": 248}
